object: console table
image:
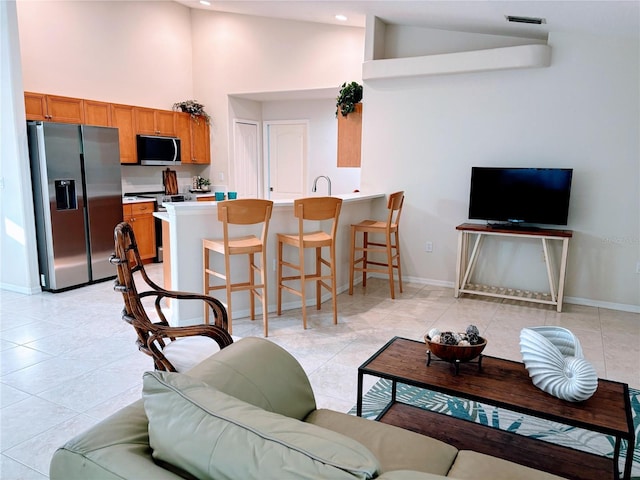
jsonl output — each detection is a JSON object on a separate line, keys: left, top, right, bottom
{"left": 357, "top": 337, "right": 635, "bottom": 480}
{"left": 454, "top": 223, "right": 573, "bottom": 312}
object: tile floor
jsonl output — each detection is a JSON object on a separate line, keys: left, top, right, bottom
{"left": 1, "top": 264, "right": 639, "bottom": 479}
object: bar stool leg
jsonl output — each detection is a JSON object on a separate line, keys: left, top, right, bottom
{"left": 386, "top": 231, "right": 395, "bottom": 299}
{"left": 349, "top": 226, "right": 356, "bottom": 295}
{"left": 224, "top": 249, "right": 233, "bottom": 335}
{"left": 362, "top": 232, "right": 369, "bottom": 287}
{"left": 203, "top": 245, "right": 210, "bottom": 324}
{"left": 315, "top": 247, "right": 322, "bottom": 310}
{"left": 395, "top": 230, "right": 403, "bottom": 294}
{"left": 277, "top": 241, "right": 283, "bottom": 316}
{"left": 260, "top": 252, "right": 268, "bottom": 337}
{"left": 248, "top": 253, "right": 256, "bottom": 320}
{"left": 330, "top": 243, "right": 338, "bottom": 325}
{"left": 300, "top": 239, "right": 307, "bottom": 329}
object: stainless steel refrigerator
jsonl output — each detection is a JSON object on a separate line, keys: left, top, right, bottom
{"left": 27, "top": 121, "right": 123, "bottom": 291}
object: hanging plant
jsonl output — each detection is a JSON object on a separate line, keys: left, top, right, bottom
{"left": 335, "top": 81, "right": 363, "bottom": 117}
{"left": 173, "top": 100, "right": 212, "bottom": 125}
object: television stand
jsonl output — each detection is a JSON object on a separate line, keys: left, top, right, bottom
{"left": 454, "top": 223, "right": 573, "bottom": 312}
{"left": 487, "top": 222, "right": 540, "bottom": 231}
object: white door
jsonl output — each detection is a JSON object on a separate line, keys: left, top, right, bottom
{"left": 233, "top": 120, "right": 260, "bottom": 198}
{"left": 265, "top": 122, "right": 307, "bottom": 200}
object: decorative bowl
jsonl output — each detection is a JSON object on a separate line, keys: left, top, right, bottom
{"left": 425, "top": 334, "right": 487, "bottom": 363}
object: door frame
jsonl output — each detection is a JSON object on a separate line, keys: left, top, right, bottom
{"left": 232, "top": 118, "right": 261, "bottom": 198}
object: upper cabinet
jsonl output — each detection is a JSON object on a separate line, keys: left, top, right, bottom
{"left": 190, "top": 117, "right": 210, "bottom": 164}
{"left": 25, "top": 92, "right": 85, "bottom": 124}
{"left": 24, "top": 92, "right": 210, "bottom": 165}
{"left": 175, "top": 113, "right": 192, "bottom": 163}
{"left": 111, "top": 104, "right": 137, "bottom": 164}
{"left": 84, "top": 99, "right": 112, "bottom": 126}
{"left": 135, "top": 107, "right": 176, "bottom": 136}
{"left": 337, "top": 103, "right": 362, "bottom": 168}
{"left": 175, "top": 112, "right": 210, "bottom": 164}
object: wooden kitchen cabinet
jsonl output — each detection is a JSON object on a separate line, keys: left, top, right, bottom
{"left": 122, "top": 202, "right": 156, "bottom": 262}
{"left": 337, "top": 102, "right": 362, "bottom": 167}
{"left": 84, "top": 99, "right": 112, "bottom": 126}
{"left": 111, "top": 103, "right": 137, "bottom": 164}
{"left": 25, "top": 92, "right": 85, "bottom": 124}
{"left": 175, "top": 112, "right": 210, "bottom": 164}
{"left": 135, "top": 107, "right": 176, "bottom": 136}
{"left": 175, "top": 112, "right": 192, "bottom": 163}
{"left": 191, "top": 117, "right": 211, "bottom": 164}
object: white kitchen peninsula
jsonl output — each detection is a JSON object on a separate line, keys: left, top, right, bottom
{"left": 155, "top": 192, "right": 385, "bottom": 326}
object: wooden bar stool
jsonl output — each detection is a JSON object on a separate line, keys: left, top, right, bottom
{"left": 203, "top": 199, "right": 273, "bottom": 336}
{"left": 349, "top": 191, "right": 404, "bottom": 299}
{"left": 276, "top": 197, "right": 342, "bottom": 329}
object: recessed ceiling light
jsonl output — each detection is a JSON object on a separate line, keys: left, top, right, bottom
{"left": 335, "top": 14, "right": 348, "bottom": 22}
{"left": 200, "top": 0, "right": 211, "bottom": 6}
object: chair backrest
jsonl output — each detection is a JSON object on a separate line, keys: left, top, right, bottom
{"left": 217, "top": 199, "right": 274, "bottom": 247}
{"left": 111, "top": 222, "right": 229, "bottom": 369}
{"left": 386, "top": 191, "right": 404, "bottom": 230}
{"left": 217, "top": 199, "right": 273, "bottom": 225}
{"left": 293, "top": 196, "right": 342, "bottom": 238}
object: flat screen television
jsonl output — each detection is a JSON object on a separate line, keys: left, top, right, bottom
{"left": 468, "top": 167, "right": 573, "bottom": 226}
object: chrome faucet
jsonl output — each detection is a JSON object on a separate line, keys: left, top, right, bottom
{"left": 312, "top": 175, "right": 331, "bottom": 196}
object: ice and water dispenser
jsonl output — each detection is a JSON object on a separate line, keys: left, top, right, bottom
{"left": 55, "top": 180, "right": 78, "bottom": 210}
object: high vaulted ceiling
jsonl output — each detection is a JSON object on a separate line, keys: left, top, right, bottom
{"left": 174, "top": 1, "right": 639, "bottom": 40}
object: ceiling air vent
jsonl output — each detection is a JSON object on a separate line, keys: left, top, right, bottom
{"left": 506, "top": 15, "right": 546, "bottom": 25}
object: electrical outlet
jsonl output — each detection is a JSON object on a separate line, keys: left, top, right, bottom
{"left": 218, "top": 172, "right": 224, "bottom": 182}
{"left": 425, "top": 241, "right": 433, "bottom": 253}
{"left": 273, "top": 259, "right": 276, "bottom": 272}
{"left": 636, "top": 261, "right": 640, "bottom": 274}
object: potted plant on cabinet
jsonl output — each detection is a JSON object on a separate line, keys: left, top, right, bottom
{"left": 335, "top": 81, "right": 363, "bottom": 117}
{"left": 173, "top": 100, "right": 212, "bottom": 125}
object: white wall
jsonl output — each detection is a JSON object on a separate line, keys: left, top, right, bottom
{"left": 9, "top": 2, "right": 639, "bottom": 310}
{"left": 261, "top": 99, "right": 361, "bottom": 195}
{"left": 190, "top": 10, "right": 364, "bottom": 189}
{"left": 17, "top": 0, "right": 193, "bottom": 108}
{"left": 1, "top": 1, "right": 40, "bottom": 293}
{"left": 361, "top": 29, "right": 640, "bottom": 309}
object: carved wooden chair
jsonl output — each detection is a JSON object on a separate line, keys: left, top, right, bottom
{"left": 110, "top": 221, "right": 233, "bottom": 372}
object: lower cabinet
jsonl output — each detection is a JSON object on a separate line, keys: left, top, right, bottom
{"left": 122, "top": 202, "right": 156, "bottom": 261}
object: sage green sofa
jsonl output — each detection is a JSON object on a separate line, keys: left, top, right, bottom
{"left": 49, "top": 337, "right": 566, "bottom": 480}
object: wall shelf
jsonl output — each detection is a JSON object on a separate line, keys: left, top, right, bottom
{"left": 363, "top": 44, "right": 551, "bottom": 81}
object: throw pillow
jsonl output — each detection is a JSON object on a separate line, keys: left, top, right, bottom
{"left": 142, "top": 371, "right": 380, "bottom": 480}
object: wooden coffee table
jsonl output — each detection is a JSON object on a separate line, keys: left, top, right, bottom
{"left": 357, "top": 337, "right": 635, "bottom": 480}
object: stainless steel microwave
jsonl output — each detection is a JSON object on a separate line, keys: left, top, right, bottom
{"left": 136, "top": 135, "right": 181, "bottom": 165}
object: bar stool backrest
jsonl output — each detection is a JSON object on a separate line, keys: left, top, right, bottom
{"left": 293, "top": 196, "right": 342, "bottom": 236}
{"left": 387, "top": 191, "right": 404, "bottom": 230}
{"left": 217, "top": 199, "right": 273, "bottom": 248}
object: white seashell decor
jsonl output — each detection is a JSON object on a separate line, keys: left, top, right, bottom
{"left": 519, "top": 326, "right": 598, "bottom": 402}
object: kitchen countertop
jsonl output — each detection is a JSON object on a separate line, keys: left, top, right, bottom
{"left": 122, "top": 196, "right": 157, "bottom": 204}
{"left": 159, "top": 192, "right": 383, "bottom": 211}
{"left": 154, "top": 192, "right": 385, "bottom": 326}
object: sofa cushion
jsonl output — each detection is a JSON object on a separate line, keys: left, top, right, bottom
{"left": 304, "top": 409, "right": 458, "bottom": 476}
{"left": 142, "top": 371, "right": 381, "bottom": 480}
{"left": 49, "top": 399, "right": 190, "bottom": 480}
{"left": 376, "top": 471, "right": 449, "bottom": 480}
{"left": 163, "top": 335, "right": 242, "bottom": 373}
{"left": 448, "top": 451, "right": 568, "bottom": 480}
{"left": 185, "top": 337, "right": 316, "bottom": 420}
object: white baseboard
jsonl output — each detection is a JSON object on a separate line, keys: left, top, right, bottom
{"left": 370, "top": 274, "right": 640, "bottom": 314}
{"left": 0, "top": 282, "right": 42, "bottom": 295}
